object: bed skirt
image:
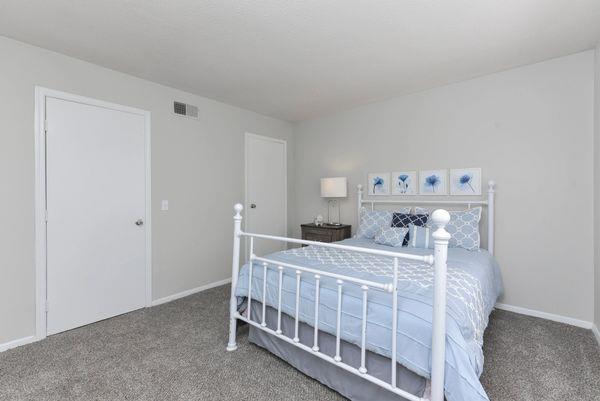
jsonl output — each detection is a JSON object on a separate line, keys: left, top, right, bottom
{"left": 247, "top": 301, "right": 426, "bottom": 401}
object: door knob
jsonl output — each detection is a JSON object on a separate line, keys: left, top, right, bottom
{"left": 250, "top": 203, "right": 257, "bottom": 209}
{"left": 135, "top": 219, "right": 144, "bottom": 226}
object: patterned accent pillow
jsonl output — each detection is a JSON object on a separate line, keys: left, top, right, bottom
{"left": 374, "top": 227, "right": 410, "bottom": 247}
{"left": 414, "top": 207, "right": 482, "bottom": 250}
{"left": 406, "top": 224, "right": 434, "bottom": 249}
{"left": 391, "top": 213, "right": 428, "bottom": 227}
{"left": 391, "top": 213, "right": 428, "bottom": 246}
{"left": 356, "top": 207, "right": 410, "bottom": 239}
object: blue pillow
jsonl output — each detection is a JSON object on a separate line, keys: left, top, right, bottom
{"left": 415, "top": 207, "right": 482, "bottom": 251}
{"left": 374, "top": 227, "right": 410, "bottom": 247}
{"left": 406, "top": 224, "right": 435, "bottom": 249}
{"left": 356, "top": 207, "right": 410, "bottom": 239}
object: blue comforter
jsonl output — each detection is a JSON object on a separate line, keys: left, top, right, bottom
{"left": 235, "top": 238, "right": 503, "bottom": 401}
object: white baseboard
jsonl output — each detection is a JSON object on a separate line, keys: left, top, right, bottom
{"left": 3, "top": 291, "right": 595, "bottom": 353}
{"left": 151, "top": 277, "right": 232, "bottom": 307}
{"left": 495, "top": 303, "right": 593, "bottom": 329}
{"left": 592, "top": 324, "right": 600, "bottom": 347}
{"left": 0, "top": 335, "right": 37, "bottom": 353}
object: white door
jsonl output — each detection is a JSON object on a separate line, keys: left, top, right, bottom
{"left": 245, "top": 133, "right": 287, "bottom": 256}
{"left": 45, "top": 96, "right": 147, "bottom": 335}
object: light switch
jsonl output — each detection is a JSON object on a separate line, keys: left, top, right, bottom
{"left": 161, "top": 200, "right": 169, "bottom": 211}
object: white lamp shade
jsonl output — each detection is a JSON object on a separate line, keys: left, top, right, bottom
{"left": 320, "top": 177, "right": 347, "bottom": 198}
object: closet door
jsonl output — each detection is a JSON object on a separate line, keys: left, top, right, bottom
{"left": 245, "top": 133, "right": 287, "bottom": 257}
{"left": 45, "top": 96, "right": 147, "bottom": 335}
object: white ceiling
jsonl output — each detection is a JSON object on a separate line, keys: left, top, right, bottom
{"left": 1, "top": 1, "right": 600, "bottom": 122}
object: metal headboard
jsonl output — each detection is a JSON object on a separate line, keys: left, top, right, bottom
{"left": 356, "top": 180, "right": 496, "bottom": 255}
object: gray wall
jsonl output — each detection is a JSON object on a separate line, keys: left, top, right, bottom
{"left": 293, "top": 51, "right": 595, "bottom": 322}
{"left": 595, "top": 43, "right": 600, "bottom": 327}
{"left": 0, "top": 37, "right": 293, "bottom": 345}
{"left": 1, "top": 35, "right": 597, "bottom": 346}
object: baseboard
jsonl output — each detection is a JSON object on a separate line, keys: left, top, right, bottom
{"left": 2, "top": 291, "right": 594, "bottom": 353}
{"left": 592, "top": 324, "right": 600, "bottom": 347}
{"left": 495, "top": 303, "right": 593, "bottom": 329}
{"left": 151, "top": 277, "right": 232, "bottom": 307}
{"left": 0, "top": 335, "right": 37, "bottom": 353}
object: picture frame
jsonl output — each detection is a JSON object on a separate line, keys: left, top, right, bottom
{"left": 391, "top": 171, "right": 417, "bottom": 195}
{"left": 450, "top": 168, "right": 482, "bottom": 195}
{"left": 367, "top": 172, "right": 390, "bottom": 196}
{"left": 419, "top": 169, "right": 447, "bottom": 195}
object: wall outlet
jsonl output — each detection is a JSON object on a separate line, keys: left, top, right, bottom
{"left": 161, "top": 200, "right": 169, "bottom": 211}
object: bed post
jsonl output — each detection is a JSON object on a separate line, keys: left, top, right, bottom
{"left": 430, "top": 209, "right": 451, "bottom": 401}
{"left": 356, "top": 184, "right": 363, "bottom": 231}
{"left": 487, "top": 180, "right": 496, "bottom": 255}
{"left": 226, "top": 203, "right": 244, "bottom": 351}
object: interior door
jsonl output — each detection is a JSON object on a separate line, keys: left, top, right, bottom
{"left": 45, "top": 96, "right": 147, "bottom": 335}
{"left": 245, "top": 133, "right": 287, "bottom": 256}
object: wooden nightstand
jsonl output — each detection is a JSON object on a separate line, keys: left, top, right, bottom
{"left": 301, "top": 223, "right": 352, "bottom": 245}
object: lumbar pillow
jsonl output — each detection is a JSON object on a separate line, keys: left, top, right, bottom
{"left": 374, "top": 227, "right": 410, "bottom": 247}
{"left": 406, "top": 224, "right": 434, "bottom": 248}
{"left": 356, "top": 207, "right": 410, "bottom": 239}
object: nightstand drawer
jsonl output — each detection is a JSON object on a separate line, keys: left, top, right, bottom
{"left": 304, "top": 231, "right": 333, "bottom": 243}
{"left": 300, "top": 223, "right": 352, "bottom": 245}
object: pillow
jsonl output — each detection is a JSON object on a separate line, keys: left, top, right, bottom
{"left": 374, "top": 227, "right": 410, "bottom": 247}
{"left": 391, "top": 213, "right": 429, "bottom": 246}
{"left": 406, "top": 224, "right": 434, "bottom": 248}
{"left": 356, "top": 207, "right": 410, "bottom": 239}
{"left": 356, "top": 209, "right": 391, "bottom": 239}
{"left": 414, "top": 207, "right": 482, "bottom": 251}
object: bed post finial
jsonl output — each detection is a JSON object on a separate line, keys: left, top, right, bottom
{"left": 356, "top": 184, "right": 363, "bottom": 233}
{"left": 227, "top": 203, "right": 244, "bottom": 351}
{"left": 431, "top": 209, "right": 450, "bottom": 230}
{"left": 234, "top": 203, "right": 243, "bottom": 221}
{"left": 430, "top": 209, "right": 450, "bottom": 401}
{"left": 487, "top": 181, "right": 495, "bottom": 255}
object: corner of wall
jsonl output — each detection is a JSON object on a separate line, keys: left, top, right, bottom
{"left": 594, "top": 42, "right": 600, "bottom": 328}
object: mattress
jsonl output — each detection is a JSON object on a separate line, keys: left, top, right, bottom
{"left": 235, "top": 238, "right": 503, "bottom": 401}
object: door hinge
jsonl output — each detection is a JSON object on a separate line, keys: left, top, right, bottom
{"left": 45, "top": 301, "right": 49, "bottom": 313}
{"left": 44, "top": 210, "right": 48, "bottom": 223}
{"left": 44, "top": 119, "right": 48, "bottom": 133}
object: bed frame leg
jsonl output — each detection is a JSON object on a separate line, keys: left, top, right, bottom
{"left": 430, "top": 209, "right": 451, "bottom": 401}
{"left": 227, "top": 203, "right": 244, "bottom": 352}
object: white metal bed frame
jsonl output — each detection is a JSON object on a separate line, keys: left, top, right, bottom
{"left": 227, "top": 181, "right": 496, "bottom": 401}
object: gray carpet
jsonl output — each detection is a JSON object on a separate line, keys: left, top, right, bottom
{"left": 0, "top": 285, "right": 598, "bottom": 401}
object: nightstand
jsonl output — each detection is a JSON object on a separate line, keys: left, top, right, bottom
{"left": 301, "top": 223, "right": 352, "bottom": 245}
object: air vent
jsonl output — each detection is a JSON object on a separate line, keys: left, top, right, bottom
{"left": 173, "top": 101, "right": 199, "bottom": 119}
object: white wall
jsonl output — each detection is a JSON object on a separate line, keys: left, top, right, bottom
{"left": 293, "top": 51, "right": 595, "bottom": 322}
{"left": 0, "top": 36, "right": 293, "bottom": 345}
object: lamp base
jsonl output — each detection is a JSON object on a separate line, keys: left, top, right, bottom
{"left": 326, "top": 199, "right": 344, "bottom": 226}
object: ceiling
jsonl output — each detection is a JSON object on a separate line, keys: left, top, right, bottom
{"left": 1, "top": 1, "right": 600, "bottom": 122}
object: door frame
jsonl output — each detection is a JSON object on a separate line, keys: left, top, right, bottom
{"left": 34, "top": 87, "right": 152, "bottom": 340}
{"left": 244, "top": 132, "right": 288, "bottom": 259}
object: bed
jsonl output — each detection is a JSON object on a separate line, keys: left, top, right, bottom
{"left": 226, "top": 182, "right": 501, "bottom": 401}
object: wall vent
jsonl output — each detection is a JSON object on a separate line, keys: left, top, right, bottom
{"left": 173, "top": 101, "right": 199, "bottom": 119}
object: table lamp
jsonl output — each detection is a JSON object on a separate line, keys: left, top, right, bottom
{"left": 320, "top": 177, "right": 347, "bottom": 225}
